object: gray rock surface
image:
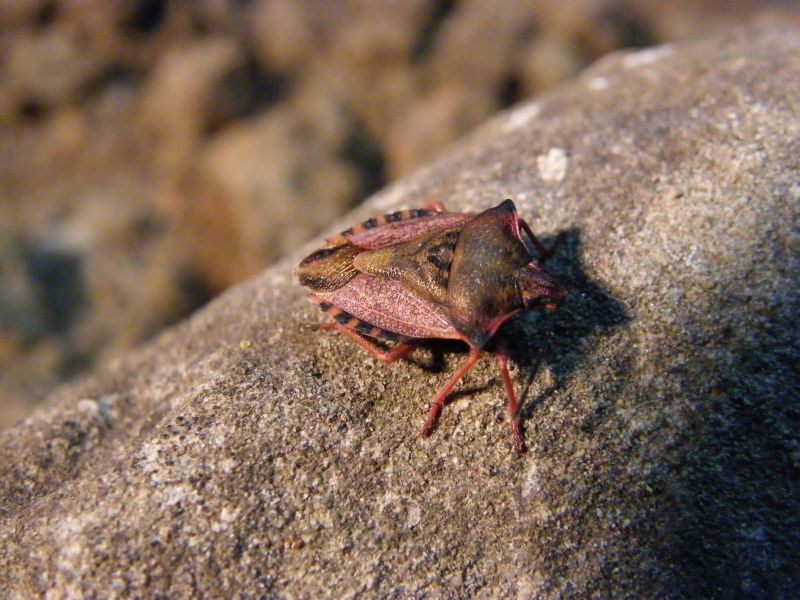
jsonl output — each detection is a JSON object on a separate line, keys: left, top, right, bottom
{"left": 1, "top": 26, "right": 798, "bottom": 598}
{"left": 2, "top": 0, "right": 798, "bottom": 437}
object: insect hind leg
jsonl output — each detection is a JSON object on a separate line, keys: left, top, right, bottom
{"left": 310, "top": 293, "right": 417, "bottom": 362}
{"left": 320, "top": 322, "right": 417, "bottom": 363}
{"left": 422, "top": 200, "right": 446, "bottom": 212}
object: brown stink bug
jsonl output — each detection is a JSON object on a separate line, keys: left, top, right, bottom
{"left": 296, "top": 199, "right": 567, "bottom": 452}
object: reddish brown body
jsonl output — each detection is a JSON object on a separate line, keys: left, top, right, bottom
{"left": 296, "top": 199, "right": 566, "bottom": 452}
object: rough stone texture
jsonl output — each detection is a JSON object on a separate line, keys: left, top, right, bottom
{"left": 1, "top": 26, "right": 799, "bottom": 598}
{"left": 2, "top": 0, "right": 798, "bottom": 429}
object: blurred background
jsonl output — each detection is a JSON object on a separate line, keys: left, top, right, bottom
{"left": 1, "top": 0, "right": 798, "bottom": 428}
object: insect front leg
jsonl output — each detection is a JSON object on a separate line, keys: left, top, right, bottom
{"left": 420, "top": 347, "right": 483, "bottom": 437}
{"left": 519, "top": 219, "right": 554, "bottom": 260}
{"left": 494, "top": 344, "right": 525, "bottom": 453}
{"left": 320, "top": 322, "right": 418, "bottom": 363}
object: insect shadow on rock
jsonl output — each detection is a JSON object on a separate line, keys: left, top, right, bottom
{"left": 296, "top": 199, "right": 570, "bottom": 453}
{"left": 497, "top": 228, "right": 630, "bottom": 433}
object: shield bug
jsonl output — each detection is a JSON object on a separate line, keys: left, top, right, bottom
{"left": 296, "top": 199, "right": 566, "bottom": 452}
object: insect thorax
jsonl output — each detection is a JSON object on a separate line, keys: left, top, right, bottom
{"left": 352, "top": 227, "right": 459, "bottom": 305}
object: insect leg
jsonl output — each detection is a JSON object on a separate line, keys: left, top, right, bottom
{"left": 420, "top": 347, "right": 482, "bottom": 437}
{"left": 320, "top": 322, "right": 418, "bottom": 363}
{"left": 519, "top": 219, "right": 554, "bottom": 260}
{"left": 422, "top": 200, "right": 446, "bottom": 212}
{"left": 494, "top": 347, "right": 525, "bottom": 453}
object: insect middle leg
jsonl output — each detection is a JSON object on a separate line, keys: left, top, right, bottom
{"left": 320, "top": 322, "right": 418, "bottom": 363}
{"left": 420, "top": 347, "right": 483, "bottom": 437}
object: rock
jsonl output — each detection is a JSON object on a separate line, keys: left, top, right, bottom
{"left": 137, "top": 38, "right": 242, "bottom": 173}
{"left": 2, "top": 24, "right": 105, "bottom": 112}
{"left": 1, "top": 25, "right": 799, "bottom": 598}
{"left": 2, "top": 1, "right": 798, "bottom": 430}
{"left": 184, "top": 100, "right": 361, "bottom": 289}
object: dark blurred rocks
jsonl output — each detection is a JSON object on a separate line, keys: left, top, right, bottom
{"left": 1, "top": 0, "right": 798, "bottom": 426}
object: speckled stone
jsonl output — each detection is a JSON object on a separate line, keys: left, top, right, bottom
{"left": 1, "top": 26, "right": 798, "bottom": 598}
